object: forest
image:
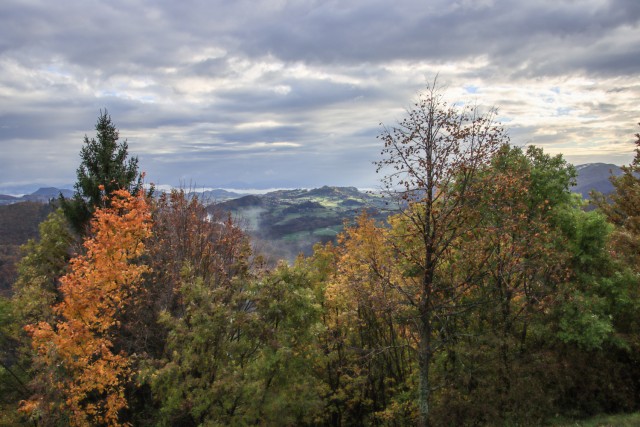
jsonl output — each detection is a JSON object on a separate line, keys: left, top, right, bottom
{"left": 1, "top": 86, "right": 640, "bottom": 427}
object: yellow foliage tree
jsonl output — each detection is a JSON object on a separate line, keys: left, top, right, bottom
{"left": 23, "top": 188, "right": 152, "bottom": 426}
{"left": 321, "top": 213, "right": 417, "bottom": 423}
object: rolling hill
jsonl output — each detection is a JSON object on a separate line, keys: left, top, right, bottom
{"left": 210, "top": 186, "right": 394, "bottom": 261}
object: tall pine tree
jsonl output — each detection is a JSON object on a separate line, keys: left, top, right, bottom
{"left": 61, "top": 110, "right": 142, "bottom": 233}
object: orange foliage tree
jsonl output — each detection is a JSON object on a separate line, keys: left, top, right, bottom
{"left": 23, "top": 188, "right": 152, "bottom": 426}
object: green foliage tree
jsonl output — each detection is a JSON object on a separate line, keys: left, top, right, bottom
{"left": 3, "top": 209, "right": 75, "bottom": 425}
{"left": 61, "top": 110, "right": 142, "bottom": 233}
{"left": 12, "top": 209, "right": 75, "bottom": 326}
{"left": 142, "top": 196, "right": 322, "bottom": 425}
{"left": 436, "top": 144, "right": 640, "bottom": 423}
{"left": 0, "top": 296, "right": 30, "bottom": 426}
{"left": 431, "top": 145, "right": 576, "bottom": 424}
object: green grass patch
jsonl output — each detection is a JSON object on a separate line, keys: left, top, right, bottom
{"left": 280, "top": 230, "right": 314, "bottom": 242}
{"left": 313, "top": 226, "right": 342, "bottom": 237}
{"left": 311, "top": 197, "right": 340, "bottom": 208}
{"left": 549, "top": 412, "right": 640, "bottom": 426}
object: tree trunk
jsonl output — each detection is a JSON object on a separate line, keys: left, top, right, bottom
{"left": 418, "top": 305, "right": 432, "bottom": 427}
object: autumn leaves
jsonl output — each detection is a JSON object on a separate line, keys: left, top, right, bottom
{"left": 24, "top": 189, "right": 151, "bottom": 426}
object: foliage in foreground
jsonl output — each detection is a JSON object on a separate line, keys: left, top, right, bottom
{"left": 4, "top": 110, "right": 640, "bottom": 426}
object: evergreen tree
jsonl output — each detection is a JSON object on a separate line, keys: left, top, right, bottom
{"left": 61, "top": 110, "right": 142, "bottom": 233}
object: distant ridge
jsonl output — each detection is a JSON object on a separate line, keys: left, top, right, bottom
{"left": 187, "top": 188, "right": 243, "bottom": 202}
{"left": 573, "top": 163, "right": 623, "bottom": 199}
{"left": 211, "top": 186, "right": 391, "bottom": 262}
{"left": 0, "top": 164, "right": 628, "bottom": 207}
{"left": 0, "top": 187, "right": 73, "bottom": 205}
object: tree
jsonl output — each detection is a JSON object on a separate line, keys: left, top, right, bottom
{"left": 12, "top": 209, "right": 75, "bottom": 326}
{"left": 375, "top": 82, "right": 508, "bottom": 426}
{"left": 319, "top": 214, "right": 417, "bottom": 424}
{"left": 432, "top": 146, "right": 576, "bottom": 424}
{"left": 61, "top": 111, "right": 142, "bottom": 233}
{"left": 143, "top": 191, "right": 254, "bottom": 425}
{"left": 23, "top": 188, "right": 152, "bottom": 426}
{"left": 0, "top": 295, "right": 30, "bottom": 426}
{"left": 146, "top": 192, "right": 325, "bottom": 425}
{"left": 593, "top": 123, "right": 640, "bottom": 269}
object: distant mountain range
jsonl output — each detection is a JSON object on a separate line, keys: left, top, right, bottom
{"left": 0, "top": 163, "right": 631, "bottom": 276}
{"left": 0, "top": 162, "right": 627, "bottom": 208}
{"left": 0, "top": 187, "right": 74, "bottom": 206}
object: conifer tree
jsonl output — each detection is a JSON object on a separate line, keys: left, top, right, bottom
{"left": 61, "top": 110, "right": 142, "bottom": 233}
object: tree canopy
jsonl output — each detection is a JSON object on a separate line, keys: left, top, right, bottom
{"left": 5, "top": 100, "right": 640, "bottom": 427}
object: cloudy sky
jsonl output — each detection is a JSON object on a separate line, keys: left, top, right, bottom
{"left": 1, "top": 0, "right": 639, "bottom": 193}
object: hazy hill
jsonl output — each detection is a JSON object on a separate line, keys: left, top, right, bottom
{"left": 0, "top": 187, "right": 73, "bottom": 205}
{"left": 211, "top": 186, "right": 393, "bottom": 261}
{"left": 0, "top": 163, "right": 628, "bottom": 272}
{"left": 574, "top": 163, "right": 623, "bottom": 199}
{"left": 187, "top": 188, "right": 242, "bottom": 202}
{"left": 209, "top": 166, "right": 629, "bottom": 261}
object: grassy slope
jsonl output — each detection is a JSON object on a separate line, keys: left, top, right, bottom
{"left": 550, "top": 413, "right": 640, "bottom": 426}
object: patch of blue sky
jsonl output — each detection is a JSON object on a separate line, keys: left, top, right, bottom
{"left": 43, "top": 65, "right": 71, "bottom": 78}
{"left": 464, "top": 85, "right": 479, "bottom": 94}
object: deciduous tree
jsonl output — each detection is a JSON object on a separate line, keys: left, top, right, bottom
{"left": 593, "top": 123, "right": 640, "bottom": 269}
{"left": 375, "top": 82, "right": 508, "bottom": 426}
{"left": 320, "top": 214, "right": 417, "bottom": 424}
{"left": 23, "top": 188, "right": 152, "bottom": 426}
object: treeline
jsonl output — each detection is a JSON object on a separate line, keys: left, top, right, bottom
{"left": 1, "top": 94, "right": 640, "bottom": 426}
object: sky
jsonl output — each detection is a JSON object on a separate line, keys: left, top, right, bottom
{"left": 1, "top": 0, "right": 639, "bottom": 193}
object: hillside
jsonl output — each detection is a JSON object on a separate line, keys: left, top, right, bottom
{"left": 0, "top": 164, "right": 626, "bottom": 271}
{"left": 0, "top": 202, "right": 54, "bottom": 294}
{"left": 210, "top": 186, "right": 394, "bottom": 261}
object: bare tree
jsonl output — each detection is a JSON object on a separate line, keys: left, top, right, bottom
{"left": 375, "top": 81, "right": 508, "bottom": 426}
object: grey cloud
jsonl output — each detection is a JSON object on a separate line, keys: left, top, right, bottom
{"left": 1, "top": 0, "right": 639, "bottom": 192}
{"left": 3, "top": 0, "right": 638, "bottom": 76}
{"left": 213, "top": 80, "right": 373, "bottom": 115}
